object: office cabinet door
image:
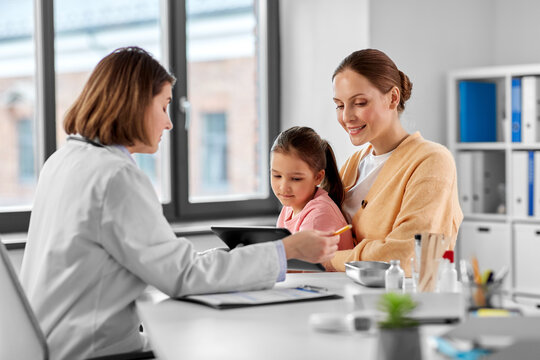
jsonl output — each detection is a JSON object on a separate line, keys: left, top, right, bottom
{"left": 457, "top": 221, "right": 511, "bottom": 289}
{"left": 514, "top": 224, "right": 540, "bottom": 295}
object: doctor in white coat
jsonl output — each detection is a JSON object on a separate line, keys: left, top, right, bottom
{"left": 20, "top": 47, "right": 340, "bottom": 360}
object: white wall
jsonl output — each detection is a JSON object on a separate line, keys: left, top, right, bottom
{"left": 493, "top": 0, "right": 540, "bottom": 65}
{"left": 280, "top": 0, "right": 540, "bottom": 158}
{"left": 279, "top": 0, "right": 369, "bottom": 165}
{"left": 369, "top": 0, "right": 495, "bottom": 146}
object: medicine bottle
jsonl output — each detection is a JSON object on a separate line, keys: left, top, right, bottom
{"left": 438, "top": 250, "right": 458, "bottom": 292}
{"left": 385, "top": 260, "right": 405, "bottom": 293}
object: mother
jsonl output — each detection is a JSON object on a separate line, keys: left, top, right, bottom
{"left": 326, "top": 49, "right": 463, "bottom": 273}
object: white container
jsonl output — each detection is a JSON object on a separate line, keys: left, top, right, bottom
{"left": 439, "top": 260, "right": 458, "bottom": 293}
{"left": 385, "top": 260, "right": 404, "bottom": 293}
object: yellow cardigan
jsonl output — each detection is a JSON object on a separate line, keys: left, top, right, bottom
{"left": 327, "top": 132, "right": 463, "bottom": 274}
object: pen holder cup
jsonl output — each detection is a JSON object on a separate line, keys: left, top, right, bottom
{"left": 465, "top": 281, "right": 503, "bottom": 309}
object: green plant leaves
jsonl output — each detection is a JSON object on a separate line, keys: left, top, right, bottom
{"left": 377, "top": 292, "right": 419, "bottom": 329}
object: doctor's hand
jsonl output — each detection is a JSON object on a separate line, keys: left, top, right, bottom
{"left": 281, "top": 230, "right": 339, "bottom": 264}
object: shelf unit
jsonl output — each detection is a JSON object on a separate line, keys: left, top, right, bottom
{"left": 448, "top": 64, "right": 540, "bottom": 298}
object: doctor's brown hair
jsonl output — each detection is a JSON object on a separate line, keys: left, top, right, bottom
{"left": 64, "top": 46, "right": 176, "bottom": 146}
{"left": 332, "top": 48, "right": 412, "bottom": 114}
{"left": 271, "top": 126, "right": 344, "bottom": 207}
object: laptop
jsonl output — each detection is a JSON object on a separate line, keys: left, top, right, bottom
{"left": 210, "top": 225, "right": 325, "bottom": 271}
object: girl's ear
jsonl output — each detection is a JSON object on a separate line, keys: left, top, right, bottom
{"left": 388, "top": 86, "right": 400, "bottom": 110}
{"left": 315, "top": 169, "right": 325, "bottom": 185}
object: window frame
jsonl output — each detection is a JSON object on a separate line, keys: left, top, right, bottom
{"left": 0, "top": 0, "right": 280, "bottom": 233}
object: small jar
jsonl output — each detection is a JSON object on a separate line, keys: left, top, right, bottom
{"left": 385, "top": 259, "right": 405, "bottom": 293}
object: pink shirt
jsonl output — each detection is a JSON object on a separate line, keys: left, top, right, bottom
{"left": 276, "top": 188, "right": 354, "bottom": 250}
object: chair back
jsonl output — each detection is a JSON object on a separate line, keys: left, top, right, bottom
{"left": 0, "top": 242, "right": 49, "bottom": 360}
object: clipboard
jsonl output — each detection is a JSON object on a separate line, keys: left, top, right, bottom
{"left": 178, "top": 286, "right": 342, "bottom": 309}
{"left": 210, "top": 225, "right": 325, "bottom": 271}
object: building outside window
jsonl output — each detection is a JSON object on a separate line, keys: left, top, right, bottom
{"left": 201, "top": 112, "right": 228, "bottom": 194}
{"left": 16, "top": 117, "right": 35, "bottom": 184}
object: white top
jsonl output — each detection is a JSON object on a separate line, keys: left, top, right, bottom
{"left": 20, "top": 139, "right": 280, "bottom": 360}
{"left": 342, "top": 149, "right": 393, "bottom": 222}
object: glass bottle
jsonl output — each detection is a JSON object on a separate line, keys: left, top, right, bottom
{"left": 385, "top": 259, "right": 405, "bottom": 293}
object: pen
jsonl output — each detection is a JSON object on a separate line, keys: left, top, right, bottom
{"left": 333, "top": 224, "right": 352, "bottom": 236}
{"left": 459, "top": 259, "right": 470, "bottom": 285}
{"left": 481, "top": 270, "right": 493, "bottom": 285}
{"left": 494, "top": 266, "right": 509, "bottom": 283}
{"left": 471, "top": 256, "right": 481, "bottom": 284}
{"left": 297, "top": 285, "right": 327, "bottom": 293}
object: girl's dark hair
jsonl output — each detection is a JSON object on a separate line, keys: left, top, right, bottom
{"left": 332, "top": 48, "right": 412, "bottom": 114}
{"left": 271, "top": 126, "right": 344, "bottom": 207}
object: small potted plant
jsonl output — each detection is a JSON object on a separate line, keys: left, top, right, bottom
{"left": 376, "top": 292, "right": 421, "bottom": 360}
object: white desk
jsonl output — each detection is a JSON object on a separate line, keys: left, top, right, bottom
{"left": 136, "top": 273, "right": 449, "bottom": 360}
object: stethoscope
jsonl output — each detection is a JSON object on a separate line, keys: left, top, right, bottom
{"left": 67, "top": 135, "right": 104, "bottom": 148}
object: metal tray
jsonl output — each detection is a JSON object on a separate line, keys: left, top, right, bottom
{"left": 345, "top": 261, "right": 390, "bottom": 288}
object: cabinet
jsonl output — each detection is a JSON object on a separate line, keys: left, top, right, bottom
{"left": 514, "top": 224, "right": 540, "bottom": 295}
{"left": 457, "top": 222, "right": 511, "bottom": 291}
{"left": 448, "top": 64, "right": 540, "bottom": 297}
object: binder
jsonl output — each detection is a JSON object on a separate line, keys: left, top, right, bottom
{"left": 459, "top": 81, "right": 497, "bottom": 142}
{"left": 470, "top": 152, "right": 505, "bottom": 214}
{"left": 457, "top": 152, "right": 474, "bottom": 214}
{"left": 472, "top": 152, "right": 485, "bottom": 213}
{"left": 479, "top": 152, "right": 505, "bottom": 214}
{"left": 512, "top": 152, "right": 528, "bottom": 217}
{"left": 512, "top": 78, "right": 522, "bottom": 142}
{"left": 521, "top": 76, "right": 540, "bottom": 143}
{"left": 528, "top": 151, "right": 534, "bottom": 216}
{"left": 534, "top": 152, "right": 540, "bottom": 218}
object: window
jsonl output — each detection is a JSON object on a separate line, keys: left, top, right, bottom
{"left": 177, "top": 0, "right": 280, "bottom": 217}
{"left": 0, "top": 0, "right": 280, "bottom": 232}
{"left": 54, "top": 0, "right": 169, "bottom": 202}
{"left": 0, "top": 0, "right": 37, "bottom": 213}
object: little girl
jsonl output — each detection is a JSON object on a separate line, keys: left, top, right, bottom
{"left": 271, "top": 126, "right": 354, "bottom": 250}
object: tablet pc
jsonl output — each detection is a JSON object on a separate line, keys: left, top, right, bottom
{"left": 210, "top": 226, "right": 325, "bottom": 271}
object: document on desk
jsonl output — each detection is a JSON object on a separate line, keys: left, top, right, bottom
{"left": 178, "top": 286, "right": 342, "bottom": 309}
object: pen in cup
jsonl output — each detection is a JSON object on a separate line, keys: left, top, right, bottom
{"left": 471, "top": 256, "right": 481, "bottom": 284}
{"left": 332, "top": 224, "right": 352, "bottom": 236}
{"left": 494, "top": 266, "right": 509, "bottom": 284}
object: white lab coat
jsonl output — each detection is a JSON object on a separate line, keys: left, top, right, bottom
{"left": 20, "top": 139, "right": 280, "bottom": 360}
